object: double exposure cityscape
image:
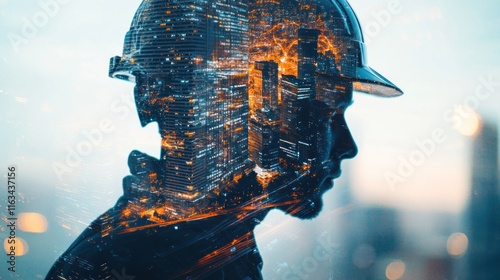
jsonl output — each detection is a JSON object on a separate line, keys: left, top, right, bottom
{"left": 2, "top": 0, "right": 499, "bottom": 279}
{"left": 46, "top": 0, "right": 403, "bottom": 278}
{"left": 107, "top": 0, "right": 365, "bottom": 215}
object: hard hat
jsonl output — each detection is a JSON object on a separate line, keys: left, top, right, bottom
{"left": 109, "top": 0, "right": 403, "bottom": 98}
{"left": 109, "top": 0, "right": 403, "bottom": 120}
{"left": 330, "top": 0, "right": 404, "bottom": 97}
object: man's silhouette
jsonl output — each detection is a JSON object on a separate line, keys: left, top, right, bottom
{"left": 46, "top": 0, "right": 402, "bottom": 279}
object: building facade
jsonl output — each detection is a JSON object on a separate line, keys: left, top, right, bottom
{"left": 125, "top": 0, "right": 250, "bottom": 202}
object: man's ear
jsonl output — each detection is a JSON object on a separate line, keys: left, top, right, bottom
{"left": 128, "top": 150, "right": 160, "bottom": 177}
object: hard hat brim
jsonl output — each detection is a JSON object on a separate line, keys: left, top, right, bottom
{"left": 353, "top": 65, "right": 403, "bottom": 97}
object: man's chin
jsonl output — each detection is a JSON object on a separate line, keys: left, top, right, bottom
{"left": 280, "top": 197, "right": 324, "bottom": 220}
{"left": 276, "top": 177, "right": 334, "bottom": 220}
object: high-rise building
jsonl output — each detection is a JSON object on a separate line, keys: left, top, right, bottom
{"left": 280, "top": 75, "right": 300, "bottom": 163}
{"left": 278, "top": 28, "right": 320, "bottom": 166}
{"left": 127, "top": 0, "right": 249, "bottom": 202}
{"left": 254, "top": 61, "right": 279, "bottom": 110}
{"left": 280, "top": 75, "right": 301, "bottom": 132}
{"left": 297, "top": 28, "right": 320, "bottom": 84}
{"left": 280, "top": 75, "right": 311, "bottom": 164}
{"left": 466, "top": 119, "right": 500, "bottom": 279}
{"left": 298, "top": 28, "right": 320, "bottom": 100}
{"left": 211, "top": 1, "right": 250, "bottom": 186}
{"left": 249, "top": 60, "right": 280, "bottom": 172}
{"left": 249, "top": 109, "right": 280, "bottom": 172}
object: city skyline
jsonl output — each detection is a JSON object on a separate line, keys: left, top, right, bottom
{"left": 107, "top": 0, "right": 386, "bottom": 206}
{"left": 3, "top": 0, "right": 494, "bottom": 213}
{"left": 46, "top": 1, "right": 375, "bottom": 277}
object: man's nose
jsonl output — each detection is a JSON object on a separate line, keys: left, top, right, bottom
{"left": 331, "top": 121, "right": 358, "bottom": 161}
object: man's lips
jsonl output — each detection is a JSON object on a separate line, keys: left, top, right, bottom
{"left": 328, "top": 169, "right": 342, "bottom": 179}
{"left": 321, "top": 161, "right": 342, "bottom": 179}
{"left": 303, "top": 167, "right": 341, "bottom": 199}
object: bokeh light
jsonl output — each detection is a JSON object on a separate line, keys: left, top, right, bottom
{"left": 18, "top": 212, "right": 48, "bottom": 233}
{"left": 3, "top": 237, "right": 29, "bottom": 256}
{"left": 447, "top": 232, "right": 468, "bottom": 258}
{"left": 386, "top": 260, "right": 406, "bottom": 280}
{"left": 455, "top": 107, "right": 481, "bottom": 137}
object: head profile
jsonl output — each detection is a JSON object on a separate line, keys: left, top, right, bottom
{"left": 108, "top": 0, "right": 403, "bottom": 221}
{"left": 45, "top": 1, "right": 404, "bottom": 279}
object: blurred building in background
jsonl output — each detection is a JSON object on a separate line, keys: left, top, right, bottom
{"left": 464, "top": 118, "right": 500, "bottom": 279}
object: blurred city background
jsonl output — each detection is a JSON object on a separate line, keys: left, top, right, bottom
{"left": 1, "top": 0, "right": 499, "bottom": 279}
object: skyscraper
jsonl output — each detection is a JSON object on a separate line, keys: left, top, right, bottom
{"left": 280, "top": 75, "right": 300, "bottom": 163}
{"left": 249, "top": 60, "right": 280, "bottom": 172}
{"left": 249, "top": 109, "right": 280, "bottom": 172}
{"left": 254, "top": 61, "right": 279, "bottom": 110}
{"left": 466, "top": 119, "right": 500, "bottom": 279}
{"left": 211, "top": 1, "right": 250, "bottom": 187}
{"left": 296, "top": 29, "right": 320, "bottom": 164}
{"left": 122, "top": 0, "right": 250, "bottom": 202}
{"left": 279, "top": 28, "right": 320, "bottom": 166}
{"left": 298, "top": 28, "right": 320, "bottom": 100}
